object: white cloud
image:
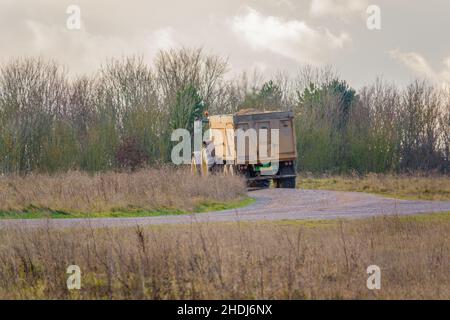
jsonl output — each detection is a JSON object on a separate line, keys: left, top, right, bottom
{"left": 25, "top": 20, "right": 132, "bottom": 74}
{"left": 390, "top": 49, "right": 450, "bottom": 88}
{"left": 23, "top": 20, "right": 177, "bottom": 75}
{"left": 231, "top": 8, "right": 351, "bottom": 64}
{"left": 309, "top": 0, "right": 368, "bottom": 19}
{"left": 390, "top": 49, "right": 436, "bottom": 80}
{"left": 146, "top": 27, "right": 177, "bottom": 57}
{"left": 271, "top": 0, "right": 295, "bottom": 8}
{"left": 442, "top": 58, "right": 450, "bottom": 84}
{"left": 148, "top": 28, "right": 176, "bottom": 51}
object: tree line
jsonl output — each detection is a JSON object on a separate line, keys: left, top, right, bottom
{"left": 0, "top": 48, "right": 448, "bottom": 174}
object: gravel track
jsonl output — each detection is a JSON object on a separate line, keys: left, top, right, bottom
{"left": 1, "top": 189, "right": 450, "bottom": 229}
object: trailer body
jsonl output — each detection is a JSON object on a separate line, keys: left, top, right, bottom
{"left": 207, "top": 110, "right": 297, "bottom": 188}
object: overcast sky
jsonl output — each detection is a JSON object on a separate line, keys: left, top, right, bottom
{"left": 1, "top": 0, "right": 449, "bottom": 89}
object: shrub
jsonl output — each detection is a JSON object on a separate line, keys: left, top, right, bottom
{"left": 115, "top": 136, "right": 149, "bottom": 171}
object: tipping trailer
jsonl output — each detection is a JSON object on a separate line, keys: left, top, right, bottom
{"left": 194, "top": 110, "right": 297, "bottom": 188}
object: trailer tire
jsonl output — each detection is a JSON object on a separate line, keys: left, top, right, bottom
{"left": 261, "top": 179, "right": 271, "bottom": 188}
{"left": 274, "top": 179, "right": 280, "bottom": 188}
{"left": 280, "top": 177, "right": 296, "bottom": 189}
{"left": 250, "top": 179, "right": 270, "bottom": 189}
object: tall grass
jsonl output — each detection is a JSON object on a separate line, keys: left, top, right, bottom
{"left": 299, "top": 173, "right": 450, "bottom": 201}
{"left": 0, "top": 168, "right": 246, "bottom": 213}
{"left": 0, "top": 216, "right": 448, "bottom": 299}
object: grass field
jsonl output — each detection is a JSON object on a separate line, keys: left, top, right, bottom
{"left": 0, "top": 172, "right": 449, "bottom": 299}
{"left": 0, "top": 213, "right": 448, "bottom": 299}
{"left": 299, "top": 174, "right": 450, "bottom": 201}
{"left": 0, "top": 168, "right": 249, "bottom": 219}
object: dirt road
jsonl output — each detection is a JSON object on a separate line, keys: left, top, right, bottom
{"left": 1, "top": 189, "right": 450, "bottom": 229}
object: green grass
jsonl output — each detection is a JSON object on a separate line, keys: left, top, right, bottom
{"left": 395, "top": 211, "right": 450, "bottom": 223}
{"left": 0, "top": 197, "right": 255, "bottom": 220}
{"left": 258, "top": 211, "right": 450, "bottom": 228}
{"left": 194, "top": 197, "right": 255, "bottom": 212}
{"left": 298, "top": 175, "right": 450, "bottom": 201}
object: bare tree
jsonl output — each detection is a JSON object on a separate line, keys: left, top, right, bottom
{"left": 154, "top": 48, "right": 228, "bottom": 111}
{"left": 0, "top": 58, "right": 69, "bottom": 172}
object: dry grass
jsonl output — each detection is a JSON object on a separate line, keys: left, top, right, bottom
{"left": 299, "top": 173, "right": 450, "bottom": 201}
{"left": 0, "top": 167, "right": 246, "bottom": 214}
{"left": 0, "top": 214, "right": 448, "bottom": 299}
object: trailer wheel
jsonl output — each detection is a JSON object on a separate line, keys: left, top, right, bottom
{"left": 250, "top": 179, "right": 270, "bottom": 189}
{"left": 276, "top": 162, "right": 297, "bottom": 188}
{"left": 280, "top": 177, "right": 296, "bottom": 189}
{"left": 274, "top": 179, "right": 281, "bottom": 188}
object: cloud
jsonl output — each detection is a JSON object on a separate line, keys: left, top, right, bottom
{"left": 390, "top": 49, "right": 450, "bottom": 87}
{"left": 146, "top": 27, "right": 177, "bottom": 56}
{"left": 23, "top": 20, "right": 177, "bottom": 75}
{"left": 231, "top": 8, "right": 351, "bottom": 64}
{"left": 271, "top": 0, "right": 295, "bottom": 8}
{"left": 25, "top": 20, "right": 131, "bottom": 74}
{"left": 309, "top": 0, "right": 368, "bottom": 19}
{"left": 442, "top": 58, "right": 450, "bottom": 84}
{"left": 148, "top": 28, "right": 176, "bottom": 51}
